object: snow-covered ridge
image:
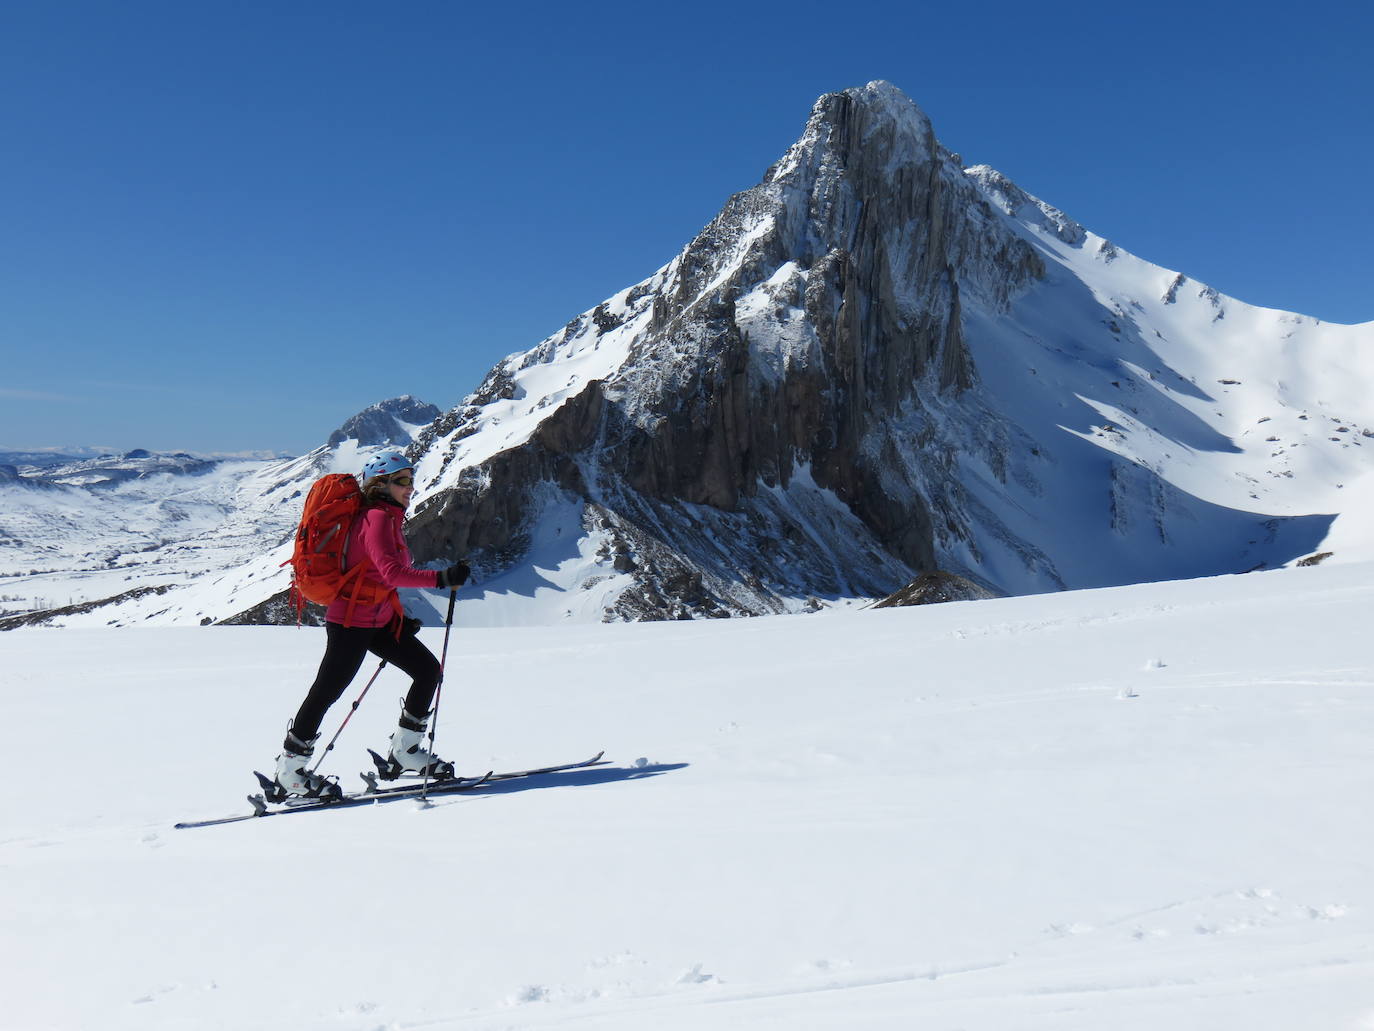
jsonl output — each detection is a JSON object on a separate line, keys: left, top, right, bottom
{"left": 961, "top": 163, "right": 1374, "bottom": 529}
{"left": 412, "top": 267, "right": 672, "bottom": 509}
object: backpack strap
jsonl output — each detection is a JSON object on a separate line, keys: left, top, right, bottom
{"left": 336, "top": 560, "right": 374, "bottom": 628}
{"left": 333, "top": 559, "right": 405, "bottom": 634}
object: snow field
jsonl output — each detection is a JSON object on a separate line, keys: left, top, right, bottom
{"left": 2, "top": 562, "right": 1372, "bottom": 1029}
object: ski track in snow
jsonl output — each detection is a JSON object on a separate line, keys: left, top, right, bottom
{"left": 3, "top": 561, "right": 1373, "bottom": 1030}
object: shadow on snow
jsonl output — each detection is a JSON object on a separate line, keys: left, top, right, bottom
{"left": 461, "top": 761, "right": 690, "bottom": 799}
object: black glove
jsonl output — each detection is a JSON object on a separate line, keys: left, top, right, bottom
{"left": 438, "top": 561, "right": 470, "bottom": 589}
{"left": 401, "top": 616, "right": 423, "bottom": 637}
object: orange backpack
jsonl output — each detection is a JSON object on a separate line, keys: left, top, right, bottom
{"left": 282, "top": 473, "right": 400, "bottom": 625}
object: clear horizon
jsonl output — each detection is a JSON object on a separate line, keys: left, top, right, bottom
{"left": 2, "top": 0, "right": 1370, "bottom": 454}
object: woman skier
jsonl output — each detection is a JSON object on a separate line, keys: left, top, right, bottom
{"left": 273, "top": 452, "right": 469, "bottom": 798}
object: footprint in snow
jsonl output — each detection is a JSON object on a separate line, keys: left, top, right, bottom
{"left": 1045, "top": 922, "right": 1095, "bottom": 938}
{"left": 677, "top": 964, "right": 720, "bottom": 986}
{"left": 132, "top": 985, "right": 178, "bottom": 1005}
{"left": 1307, "top": 903, "right": 1349, "bottom": 920}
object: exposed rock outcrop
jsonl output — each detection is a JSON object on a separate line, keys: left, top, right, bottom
{"left": 0, "top": 585, "right": 174, "bottom": 631}
{"left": 217, "top": 588, "right": 324, "bottom": 627}
{"left": 871, "top": 571, "right": 1000, "bottom": 608}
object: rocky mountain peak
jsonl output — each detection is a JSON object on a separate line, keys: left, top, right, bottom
{"left": 326, "top": 395, "right": 441, "bottom": 449}
{"left": 344, "top": 83, "right": 1372, "bottom": 625}
{"left": 400, "top": 83, "right": 1059, "bottom": 617}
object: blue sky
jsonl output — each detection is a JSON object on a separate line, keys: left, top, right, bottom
{"left": 2, "top": 0, "right": 1370, "bottom": 455}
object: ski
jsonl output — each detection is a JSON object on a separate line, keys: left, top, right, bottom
{"left": 486, "top": 750, "right": 606, "bottom": 782}
{"left": 174, "top": 752, "right": 608, "bottom": 830}
{"left": 173, "top": 772, "right": 491, "bottom": 829}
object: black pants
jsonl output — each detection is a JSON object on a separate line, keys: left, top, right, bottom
{"left": 290, "top": 622, "right": 442, "bottom": 743}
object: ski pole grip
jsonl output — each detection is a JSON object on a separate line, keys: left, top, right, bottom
{"left": 445, "top": 587, "right": 457, "bottom": 626}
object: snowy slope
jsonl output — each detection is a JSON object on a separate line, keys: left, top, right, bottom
{"left": 2, "top": 561, "right": 1372, "bottom": 1030}
{"left": 957, "top": 166, "right": 1374, "bottom": 587}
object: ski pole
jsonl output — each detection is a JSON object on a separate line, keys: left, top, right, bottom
{"left": 309, "top": 659, "right": 387, "bottom": 774}
{"left": 421, "top": 588, "right": 458, "bottom": 803}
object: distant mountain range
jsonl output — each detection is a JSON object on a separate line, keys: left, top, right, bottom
{"left": 0, "top": 447, "right": 291, "bottom": 469}
{"left": 4, "top": 82, "right": 1371, "bottom": 630}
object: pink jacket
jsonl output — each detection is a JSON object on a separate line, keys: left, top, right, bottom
{"left": 326, "top": 502, "right": 439, "bottom": 627}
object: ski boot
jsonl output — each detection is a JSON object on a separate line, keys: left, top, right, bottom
{"left": 259, "top": 730, "right": 342, "bottom": 803}
{"left": 368, "top": 706, "right": 455, "bottom": 781}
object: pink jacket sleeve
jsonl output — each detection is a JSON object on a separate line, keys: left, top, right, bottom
{"left": 358, "top": 507, "right": 441, "bottom": 590}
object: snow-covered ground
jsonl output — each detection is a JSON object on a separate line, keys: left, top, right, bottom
{"left": 3, "top": 561, "right": 1371, "bottom": 1030}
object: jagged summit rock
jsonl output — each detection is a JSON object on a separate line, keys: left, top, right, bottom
{"left": 327, "top": 396, "right": 441, "bottom": 448}
{"left": 400, "top": 84, "right": 1019, "bottom": 614}
{"left": 404, "top": 81, "right": 1041, "bottom": 618}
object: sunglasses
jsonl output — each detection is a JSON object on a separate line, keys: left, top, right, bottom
{"left": 388, "top": 475, "right": 414, "bottom": 487}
